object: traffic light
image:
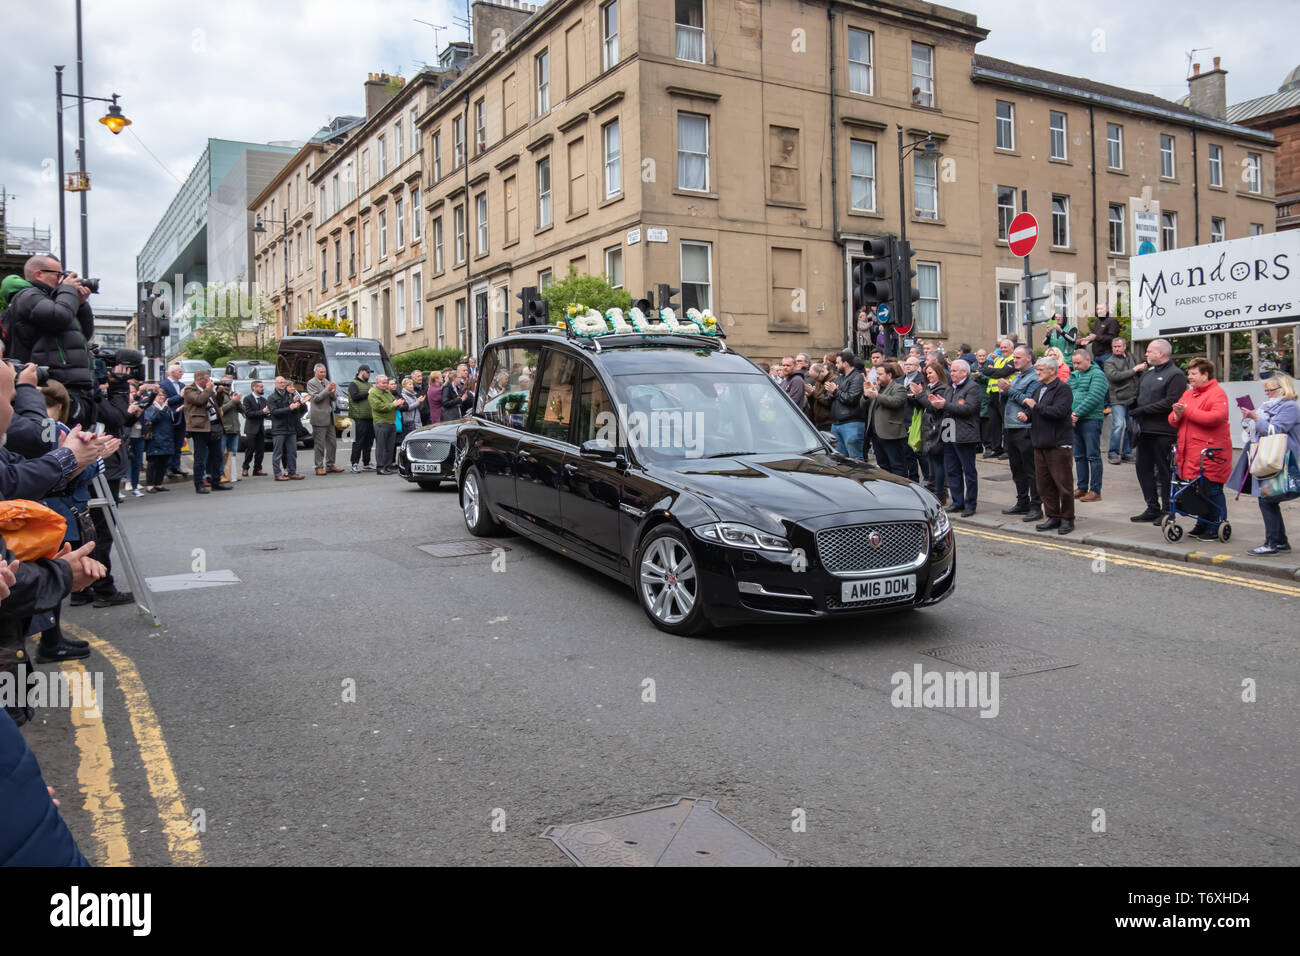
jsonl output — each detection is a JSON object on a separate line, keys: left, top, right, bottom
{"left": 656, "top": 283, "right": 681, "bottom": 314}
{"left": 633, "top": 291, "right": 655, "bottom": 315}
{"left": 894, "top": 240, "right": 919, "bottom": 331}
{"left": 855, "top": 237, "right": 896, "bottom": 312}
{"left": 515, "top": 286, "right": 547, "bottom": 326}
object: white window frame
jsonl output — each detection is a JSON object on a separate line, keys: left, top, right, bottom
{"left": 476, "top": 192, "right": 488, "bottom": 255}
{"left": 536, "top": 51, "right": 550, "bottom": 115}
{"left": 680, "top": 240, "right": 713, "bottom": 312}
{"left": 395, "top": 277, "right": 406, "bottom": 334}
{"left": 412, "top": 271, "right": 423, "bottom": 329}
{"left": 411, "top": 188, "right": 422, "bottom": 240}
{"left": 1108, "top": 203, "right": 1125, "bottom": 254}
{"left": 1246, "top": 153, "right": 1262, "bottom": 194}
{"left": 1211, "top": 217, "right": 1226, "bottom": 243}
{"left": 395, "top": 197, "right": 405, "bottom": 249}
{"left": 915, "top": 261, "right": 941, "bottom": 333}
{"left": 537, "top": 158, "right": 552, "bottom": 227}
{"left": 1250, "top": 222, "right": 1264, "bottom": 236}
{"left": 850, "top": 140, "right": 876, "bottom": 212}
{"left": 1161, "top": 211, "right": 1177, "bottom": 251}
{"left": 911, "top": 43, "right": 934, "bottom": 107}
{"left": 601, "top": 1, "right": 619, "bottom": 71}
{"left": 1051, "top": 194, "right": 1069, "bottom": 248}
{"left": 395, "top": 121, "right": 404, "bottom": 164}
{"left": 1208, "top": 144, "right": 1223, "bottom": 187}
{"left": 677, "top": 112, "right": 710, "bottom": 192}
{"left": 378, "top": 210, "right": 388, "bottom": 259}
{"left": 1049, "top": 111, "right": 1067, "bottom": 160}
{"left": 475, "top": 98, "right": 486, "bottom": 154}
{"left": 995, "top": 101, "right": 1015, "bottom": 151}
{"left": 1160, "top": 134, "right": 1175, "bottom": 179}
{"left": 378, "top": 134, "right": 387, "bottom": 177}
{"left": 675, "top": 0, "right": 705, "bottom": 64}
{"left": 454, "top": 204, "right": 467, "bottom": 263}
{"left": 432, "top": 131, "right": 442, "bottom": 181}
{"left": 361, "top": 150, "right": 370, "bottom": 190}
{"left": 605, "top": 245, "right": 623, "bottom": 289}
{"left": 436, "top": 305, "right": 446, "bottom": 348}
{"left": 1106, "top": 123, "right": 1123, "bottom": 170}
{"left": 997, "top": 281, "right": 1020, "bottom": 338}
{"left": 410, "top": 107, "right": 420, "bottom": 154}
{"left": 539, "top": 268, "right": 553, "bottom": 290}
{"left": 456, "top": 298, "right": 467, "bottom": 348}
{"left": 433, "top": 217, "right": 444, "bottom": 273}
{"left": 603, "top": 119, "right": 621, "bottom": 199}
{"left": 453, "top": 117, "right": 465, "bottom": 168}
{"left": 847, "top": 27, "right": 873, "bottom": 95}
{"left": 996, "top": 186, "right": 1016, "bottom": 240}
{"left": 913, "top": 153, "right": 938, "bottom": 219}
{"left": 362, "top": 222, "right": 371, "bottom": 270}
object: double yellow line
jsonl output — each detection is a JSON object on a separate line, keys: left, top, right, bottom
{"left": 954, "top": 525, "right": 1300, "bottom": 597}
{"left": 59, "top": 622, "right": 205, "bottom": 866}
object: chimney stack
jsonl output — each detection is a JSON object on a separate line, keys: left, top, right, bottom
{"left": 1188, "top": 57, "right": 1227, "bottom": 120}
{"left": 364, "top": 72, "right": 404, "bottom": 118}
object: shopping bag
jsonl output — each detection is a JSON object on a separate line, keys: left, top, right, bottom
{"left": 908, "top": 408, "right": 923, "bottom": 452}
{"left": 1259, "top": 453, "right": 1300, "bottom": 502}
{"left": 0, "top": 499, "right": 69, "bottom": 560}
{"left": 1252, "top": 427, "right": 1287, "bottom": 477}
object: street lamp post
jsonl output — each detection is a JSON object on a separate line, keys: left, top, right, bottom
{"left": 51, "top": 62, "right": 130, "bottom": 270}
{"left": 254, "top": 209, "right": 290, "bottom": 348}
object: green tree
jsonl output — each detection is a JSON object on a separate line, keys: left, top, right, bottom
{"left": 539, "top": 267, "right": 632, "bottom": 326}
{"left": 298, "top": 313, "right": 355, "bottom": 336}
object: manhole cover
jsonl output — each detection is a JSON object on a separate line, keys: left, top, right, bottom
{"left": 542, "top": 796, "right": 795, "bottom": 867}
{"left": 417, "top": 541, "right": 510, "bottom": 558}
{"left": 921, "top": 641, "right": 1076, "bottom": 677}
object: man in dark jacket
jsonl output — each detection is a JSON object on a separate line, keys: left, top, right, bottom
{"left": 347, "top": 366, "right": 375, "bottom": 472}
{"left": 4, "top": 256, "right": 96, "bottom": 428}
{"left": 779, "top": 356, "right": 806, "bottom": 413}
{"left": 159, "top": 363, "right": 188, "bottom": 476}
{"left": 241, "top": 379, "right": 270, "bottom": 475}
{"left": 862, "top": 361, "right": 909, "bottom": 476}
{"left": 825, "top": 350, "right": 865, "bottom": 459}
{"left": 935, "top": 359, "right": 982, "bottom": 516}
{"left": 1020, "top": 356, "right": 1076, "bottom": 534}
{"left": 1128, "top": 338, "right": 1188, "bottom": 522}
{"left": 1103, "top": 338, "right": 1138, "bottom": 464}
{"left": 267, "top": 376, "right": 305, "bottom": 480}
{"left": 1078, "top": 303, "right": 1120, "bottom": 369}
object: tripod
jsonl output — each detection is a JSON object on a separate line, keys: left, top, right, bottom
{"left": 87, "top": 472, "right": 160, "bottom": 626}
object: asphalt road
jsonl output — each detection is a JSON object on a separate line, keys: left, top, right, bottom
{"left": 21, "top": 464, "right": 1299, "bottom": 867}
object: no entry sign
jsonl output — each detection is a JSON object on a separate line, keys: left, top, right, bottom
{"left": 1008, "top": 213, "right": 1039, "bottom": 258}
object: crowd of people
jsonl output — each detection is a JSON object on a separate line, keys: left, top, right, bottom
{"left": 769, "top": 306, "right": 1300, "bottom": 551}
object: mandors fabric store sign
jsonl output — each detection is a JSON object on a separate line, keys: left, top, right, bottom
{"left": 1130, "top": 230, "right": 1299, "bottom": 340}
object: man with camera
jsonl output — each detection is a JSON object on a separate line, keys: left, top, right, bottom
{"left": 182, "top": 369, "right": 232, "bottom": 494}
{"left": 4, "top": 257, "right": 98, "bottom": 429}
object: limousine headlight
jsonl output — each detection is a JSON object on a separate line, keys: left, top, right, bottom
{"left": 929, "top": 508, "right": 951, "bottom": 540}
{"left": 693, "top": 522, "right": 792, "bottom": 552}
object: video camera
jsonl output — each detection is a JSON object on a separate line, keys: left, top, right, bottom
{"left": 91, "top": 344, "right": 145, "bottom": 384}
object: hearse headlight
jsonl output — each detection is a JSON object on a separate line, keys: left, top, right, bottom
{"left": 693, "top": 522, "right": 792, "bottom": 552}
{"left": 929, "top": 508, "right": 951, "bottom": 540}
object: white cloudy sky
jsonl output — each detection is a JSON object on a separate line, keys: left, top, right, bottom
{"left": 0, "top": 0, "right": 1293, "bottom": 312}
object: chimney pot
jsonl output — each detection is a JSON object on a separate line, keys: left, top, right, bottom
{"left": 1192, "top": 63, "right": 1200, "bottom": 75}
{"left": 1213, "top": 56, "right": 1221, "bottom": 70}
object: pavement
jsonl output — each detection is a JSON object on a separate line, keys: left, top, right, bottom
{"left": 956, "top": 445, "right": 1300, "bottom": 583}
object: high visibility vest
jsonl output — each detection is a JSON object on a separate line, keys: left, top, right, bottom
{"left": 987, "top": 353, "right": 1013, "bottom": 394}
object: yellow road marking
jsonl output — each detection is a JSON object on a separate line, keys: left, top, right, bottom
{"left": 954, "top": 526, "right": 1300, "bottom": 597}
{"left": 63, "top": 622, "right": 206, "bottom": 865}
{"left": 65, "top": 661, "right": 131, "bottom": 866}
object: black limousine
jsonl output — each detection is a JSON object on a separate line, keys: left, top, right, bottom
{"left": 447, "top": 318, "right": 954, "bottom": 634}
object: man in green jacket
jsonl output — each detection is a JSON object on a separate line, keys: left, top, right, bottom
{"left": 1069, "top": 350, "right": 1109, "bottom": 501}
{"left": 367, "top": 374, "right": 406, "bottom": 475}
{"left": 347, "top": 365, "right": 375, "bottom": 472}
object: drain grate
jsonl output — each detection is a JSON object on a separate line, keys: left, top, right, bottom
{"left": 542, "top": 796, "right": 795, "bottom": 867}
{"left": 921, "top": 640, "right": 1077, "bottom": 677}
{"left": 417, "top": 541, "right": 510, "bottom": 558}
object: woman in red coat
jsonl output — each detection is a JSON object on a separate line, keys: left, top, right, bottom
{"left": 1168, "top": 357, "right": 1231, "bottom": 540}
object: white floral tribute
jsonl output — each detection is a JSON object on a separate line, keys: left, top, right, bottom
{"left": 628, "top": 305, "right": 674, "bottom": 333}
{"left": 682, "top": 307, "right": 721, "bottom": 336}
{"left": 605, "top": 307, "right": 634, "bottom": 333}
{"left": 564, "top": 303, "right": 612, "bottom": 337}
